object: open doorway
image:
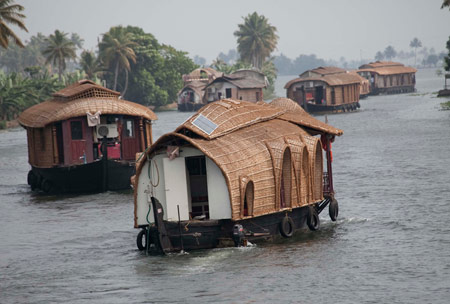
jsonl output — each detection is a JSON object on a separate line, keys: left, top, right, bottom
{"left": 186, "top": 156, "right": 209, "bottom": 219}
{"left": 226, "top": 88, "right": 232, "bottom": 98}
{"left": 315, "top": 86, "right": 324, "bottom": 104}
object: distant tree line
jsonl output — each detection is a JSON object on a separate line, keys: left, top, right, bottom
{"left": 0, "top": 24, "right": 197, "bottom": 127}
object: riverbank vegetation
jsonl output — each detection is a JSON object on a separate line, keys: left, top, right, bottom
{"left": 0, "top": 24, "right": 197, "bottom": 128}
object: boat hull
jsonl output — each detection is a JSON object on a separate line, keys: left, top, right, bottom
{"left": 27, "top": 159, "right": 135, "bottom": 194}
{"left": 369, "top": 85, "right": 415, "bottom": 95}
{"left": 177, "top": 102, "right": 204, "bottom": 112}
{"left": 138, "top": 204, "right": 317, "bottom": 254}
{"left": 303, "top": 101, "right": 360, "bottom": 114}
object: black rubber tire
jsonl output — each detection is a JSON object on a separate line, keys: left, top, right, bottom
{"left": 41, "top": 179, "right": 52, "bottom": 193}
{"left": 307, "top": 206, "right": 320, "bottom": 231}
{"left": 27, "top": 170, "right": 37, "bottom": 190}
{"left": 136, "top": 229, "right": 147, "bottom": 251}
{"left": 279, "top": 216, "right": 295, "bottom": 238}
{"left": 329, "top": 199, "right": 339, "bottom": 222}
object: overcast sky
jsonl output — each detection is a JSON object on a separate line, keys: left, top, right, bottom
{"left": 18, "top": 0, "right": 450, "bottom": 63}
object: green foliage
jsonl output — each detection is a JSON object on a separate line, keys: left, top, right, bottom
{"left": 98, "top": 26, "right": 137, "bottom": 91}
{"left": 101, "top": 26, "right": 197, "bottom": 109}
{"left": 0, "top": 33, "right": 47, "bottom": 73}
{"left": 0, "top": 69, "right": 63, "bottom": 122}
{"left": 0, "top": 120, "right": 6, "bottom": 129}
{"left": 234, "top": 12, "right": 278, "bottom": 70}
{"left": 211, "top": 58, "right": 251, "bottom": 74}
{"left": 42, "top": 30, "right": 77, "bottom": 81}
{"left": 440, "top": 101, "right": 450, "bottom": 110}
{"left": 384, "top": 45, "right": 397, "bottom": 60}
{"left": 0, "top": 0, "right": 28, "bottom": 49}
{"left": 79, "top": 50, "right": 103, "bottom": 80}
{"left": 445, "top": 36, "right": 450, "bottom": 72}
{"left": 261, "top": 58, "right": 277, "bottom": 99}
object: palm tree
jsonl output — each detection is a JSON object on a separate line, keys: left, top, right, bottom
{"left": 384, "top": 45, "right": 397, "bottom": 61}
{"left": 409, "top": 37, "right": 422, "bottom": 67}
{"left": 98, "top": 26, "right": 136, "bottom": 93}
{"left": 0, "top": 0, "right": 28, "bottom": 49}
{"left": 234, "top": 12, "right": 278, "bottom": 70}
{"left": 42, "top": 30, "right": 76, "bottom": 81}
{"left": 80, "top": 50, "right": 102, "bottom": 79}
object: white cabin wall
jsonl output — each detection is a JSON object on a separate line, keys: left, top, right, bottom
{"left": 136, "top": 147, "right": 232, "bottom": 223}
{"left": 135, "top": 154, "right": 167, "bottom": 226}
{"left": 163, "top": 157, "right": 190, "bottom": 221}
{"left": 206, "top": 158, "right": 231, "bottom": 219}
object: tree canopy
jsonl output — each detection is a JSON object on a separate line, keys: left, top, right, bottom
{"left": 0, "top": 0, "right": 28, "bottom": 49}
{"left": 234, "top": 12, "right": 278, "bottom": 70}
{"left": 42, "top": 30, "right": 77, "bottom": 81}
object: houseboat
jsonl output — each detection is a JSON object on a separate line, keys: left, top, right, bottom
{"left": 356, "top": 61, "right": 416, "bottom": 95}
{"left": 285, "top": 66, "right": 362, "bottom": 113}
{"left": 18, "top": 79, "right": 157, "bottom": 193}
{"left": 204, "top": 69, "right": 268, "bottom": 103}
{"left": 133, "top": 97, "right": 342, "bottom": 254}
{"left": 177, "top": 68, "right": 221, "bottom": 111}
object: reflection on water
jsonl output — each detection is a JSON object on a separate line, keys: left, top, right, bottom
{"left": 1, "top": 69, "right": 450, "bottom": 303}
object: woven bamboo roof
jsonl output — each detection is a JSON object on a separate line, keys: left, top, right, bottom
{"left": 269, "top": 98, "right": 343, "bottom": 136}
{"left": 176, "top": 99, "right": 283, "bottom": 139}
{"left": 18, "top": 80, "right": 157, "bottom": 128}
{"left": 177, "top": 98, "right": 342, "bottom": 139}
{"left": 177, "top": 80, "right": 208, "bottom": 97}
{"left": 300, "top": 66, "right": 347, "bottom": 77}
{"left": 358, "top": 61, "right": 417, "bottom": 75}
{"left": 284, "top": 72, "right": 362, "bottom": 89}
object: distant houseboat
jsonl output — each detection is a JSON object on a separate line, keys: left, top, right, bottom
{"left": 285, "top": 66, "right": 362, "bottom": 113}
{"left": 177, "top": 68, "right": 221, "bottom": 112}
{"left": 204, "top": 69, "right": 268, "bottom": 103}
{"left": 356, "top": 61, "right": 416, "bottom": 95}
{"left": 18, "top": 80, "right": 157, "bottom": 193}
{"left": 133, "top": 97, "right": 342, "bottom": 254}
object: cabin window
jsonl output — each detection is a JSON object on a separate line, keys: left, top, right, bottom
{"left": 226, "top": 88, "right": 232, "bottom": 98}
{"left": 186, "top": 156, "right": 209, "bottom": 219}
{"left": 70, "top": 121, "right": 83, "bottom": 140}
{"left": 124, "top": 120, "right": 134, "bottom": 138}
{"left": 243, "top": 181, "right": 254, "bottom": 217}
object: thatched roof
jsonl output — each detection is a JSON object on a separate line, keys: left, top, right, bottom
{"left": 177, "top": 98, "right": 342, "bottom": 139}
{"left": 284, "top": 72, "right": 362, "bottom": 89}
{"left": 136, "top": 98, "right": 338, "bottom": 220}
{"left": 177, "top": 80, "right": 208, "bottom": 98}
{"left": 269, "top": 98, "right": 343, "bottom": 136}
{"left": 357, "top": 61, "right": 417, "bottom": 75}
{"left": 176, "top": 99, "right": 283, "bottom": 139}
{"left": 300, "top": 66, "right": 347, "bottom": 77}
{"left": 18, "top": 80, "right": 157, "bottom": 128}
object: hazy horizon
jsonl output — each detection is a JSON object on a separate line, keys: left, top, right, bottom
{"left": 17, "top": 0, "right": 450, "bottom": 63}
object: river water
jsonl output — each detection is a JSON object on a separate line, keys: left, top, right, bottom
{"left": 1, "top": 69, "right": 449, "bottom": 303}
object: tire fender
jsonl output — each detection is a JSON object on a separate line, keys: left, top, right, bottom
{"left": 307, "top": 206, "right": 320, "bottom": 231}
{"left": 279, "top": 216, "right": 295, "bottom": 238}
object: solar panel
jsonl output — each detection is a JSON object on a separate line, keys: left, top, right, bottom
{"left": 192, "top": 114, "right": 217, "bottom": 135}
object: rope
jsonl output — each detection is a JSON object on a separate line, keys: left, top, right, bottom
{"left": 147, "top": 155, "right": 160, "bottom": 188}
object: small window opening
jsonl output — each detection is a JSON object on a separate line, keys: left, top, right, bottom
{"left": 70, "top": 121, "right": 83, "bottom": 140}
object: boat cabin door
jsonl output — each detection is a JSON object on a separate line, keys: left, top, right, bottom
{"left": 121, "top": 118, "right": 141, "bottom": 160}
{"left": 65, "top": 118, "right": 93, "bottom": 165}
{"left": 186, "top": 156, "right": 209, "bottom": 219}
{"left": 315, "top": 86, "right": 324, "bottom": 104}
